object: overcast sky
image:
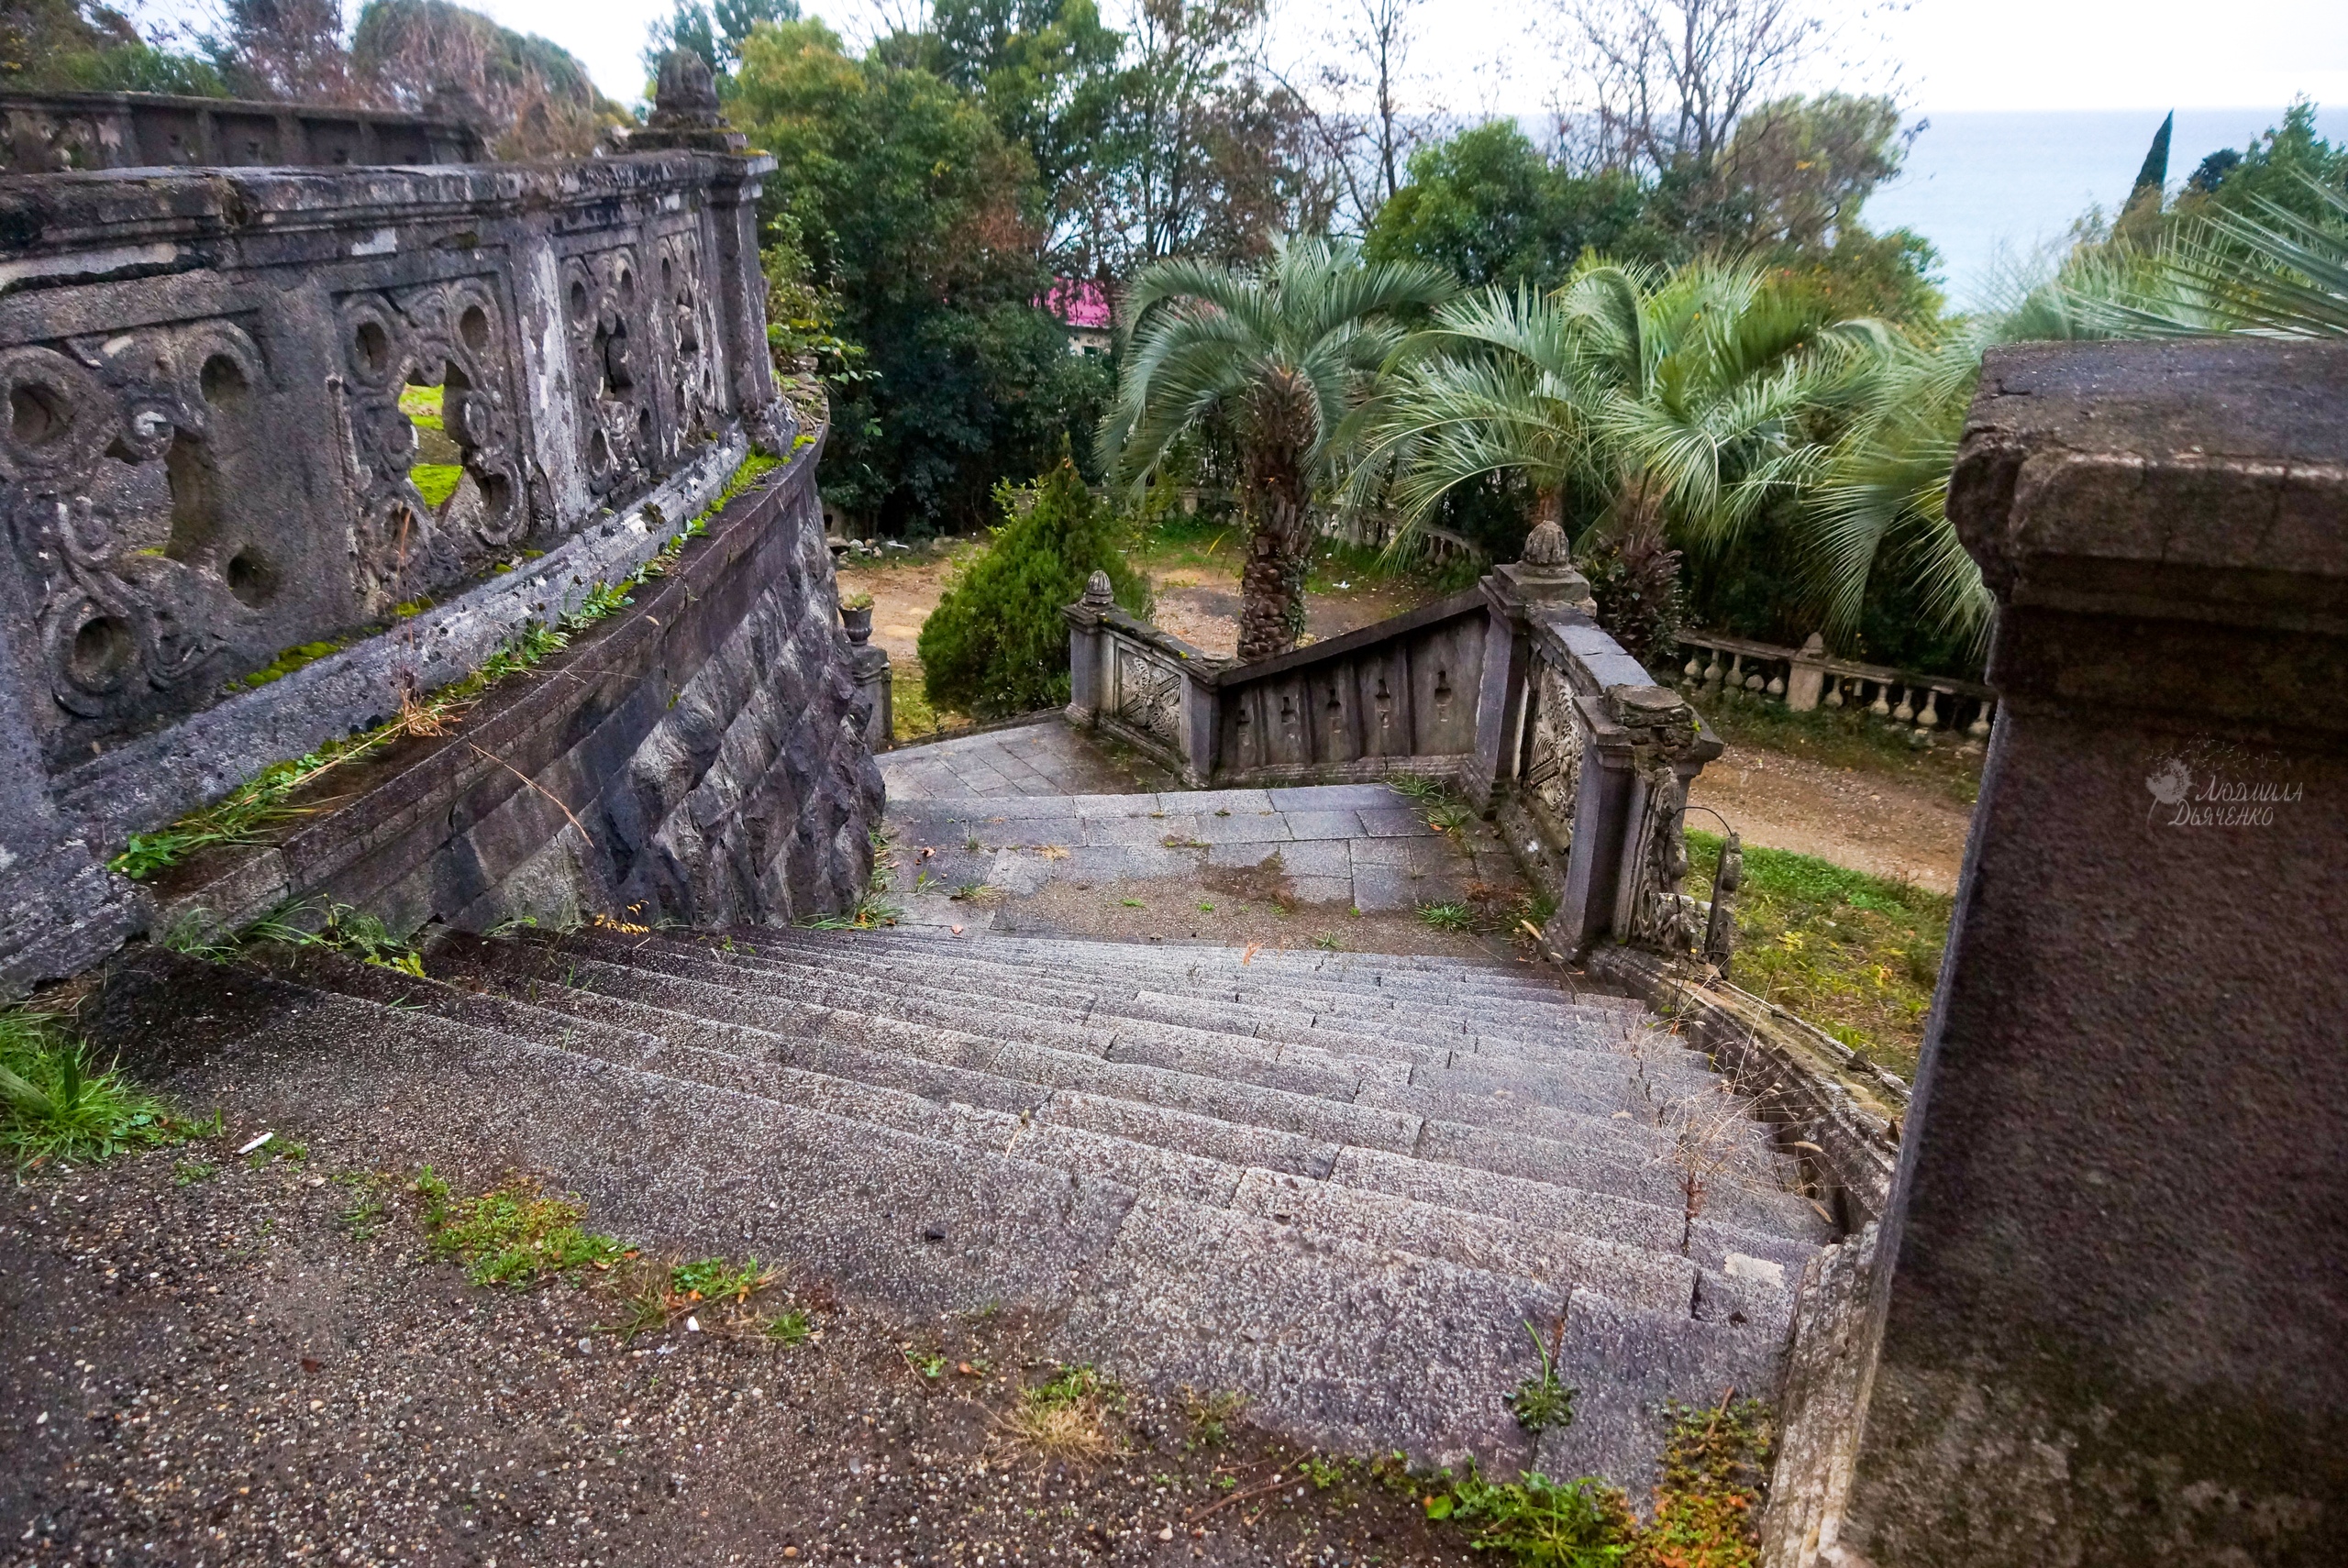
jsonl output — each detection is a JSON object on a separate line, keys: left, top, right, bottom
{"left": 421, "top": 0, "right": 2347, "bottom": 118}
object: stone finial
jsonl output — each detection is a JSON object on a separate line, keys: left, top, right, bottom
{"left": 615, "top": 49, "right": 748, "bottom": 152}
{"left": 1800, "top": 631, "right": 1826, "bottom": 655}
{"left": 651, "top": 50, "right": 723, "bottom": 129}
{"left": 1521, "top": 519, "right": 1572, "bottom": 570}
{"left": 1083, "top": 569, "right": 1114, "bottom": 607}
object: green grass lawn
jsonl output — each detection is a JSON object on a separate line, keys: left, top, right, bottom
{"left": 1686, "top": 828, "right": 1949, "bottom": 1080}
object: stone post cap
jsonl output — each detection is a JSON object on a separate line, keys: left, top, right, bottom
{"left": 1952, "top": 338, "right": 2348, "bottom": 636}
{"left": 1082, "top": 570, "right": 1115, "bottom": 606}
{"left": 1494, "top": 520, "right": 1597, "bottom": 609}
{"left": 1609, "top": 683, "right": 1691, "bottom": 727}
{"left": 651, "top": 51, "right": 724, "bottom": 128}
{"left": 1798, "top": 631, "right": 1826, "bottom": 656}
{"left": 615, "top": 49, "right": 750, "bottom": 153}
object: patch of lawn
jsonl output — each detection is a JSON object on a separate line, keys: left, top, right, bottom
{"left": 1686, "top": 829, "right": 1948, "bottom": 1079}
{"left": 1689, "top": 689, "right": 1984, "bottom": 807}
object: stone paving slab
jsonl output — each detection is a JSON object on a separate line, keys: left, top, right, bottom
{"left": 880, "top": 716, "right": 1172, "bottom": 800}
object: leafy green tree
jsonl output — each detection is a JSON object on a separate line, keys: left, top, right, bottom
{"left": 918, "top": 456, "right": 1152, "bottom": 717}
{"left": 645, "top": 0, "right": 799, "bottom": 82}
{"left": 1102, "top": 238, "right": 1455, "bottom": 658}
{"left": 1363, "top": 121, "right": 1652, "bottom": 290}
{"left": 2132, "top": 110, "right": 2175, "bottom": 201}
{"left": 0, "top": 1, "right": 227, "bottom": 94}
{"left": 732, "top": 19, "right": 1104, "bottom": 535}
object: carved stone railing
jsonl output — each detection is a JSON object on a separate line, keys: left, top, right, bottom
{"left": 0, "top": 90, "right": 484, "bottom": 174}
{"left": 1675, "top": 627, "right": 1995, "bottom": 744}
{"left": 1064, "top": 574, "right": 1487, "bottom": 789}
{"left": 1063, "top": 522, "right": 1729, "bottom": 965}
{"left": 0, "top": 128, "right": 838, "bottom": 993}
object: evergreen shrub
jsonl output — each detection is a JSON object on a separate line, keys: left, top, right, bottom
{"left": 918, "top": 457, "right": 1151, "bottom": 719}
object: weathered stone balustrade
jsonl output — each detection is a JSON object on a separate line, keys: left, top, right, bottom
{"left": 0, "top": 129, "right": 883, "bottom": 993}
{"left": 1675, "top": 627, "right": 1995, "bottom": 742}
{"left": 0, "top": 89, "right": 484, "bottom": 175}
{"left": 1064, "top": 521, "right": 1722, "bottom": 968}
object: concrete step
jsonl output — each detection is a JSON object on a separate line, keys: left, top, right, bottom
{"left": 411, "top": 940, "right": 1817, "bottom": 1342}
{"left": 441, "top": 929, "right": 1793, "bottom": 1220}
{"left": 117, "top": 945, "right": 1787, "bottom": 1474}
{"left": 97, "top": 947, "right": 1140, "bottom": 1320}
{"left": 737, "top": 925, "right": 1644, "bottom": 1020}
{"left": 532, "top": 927, "right": 1708, "bottom": 1098}
{"left": 468, "top": 935, "right": 1810, "bottom": 1227}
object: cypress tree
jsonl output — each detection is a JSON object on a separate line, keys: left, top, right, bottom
{"left": 2132, "top": 111, "right": 2175, "bottom": 200}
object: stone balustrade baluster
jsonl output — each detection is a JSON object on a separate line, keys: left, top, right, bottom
{"left": 1967, "top": 698, "right": 1995, "bottom": 740}
{"left": 1869, "top": 680, "right": 1892, "bottom": 718}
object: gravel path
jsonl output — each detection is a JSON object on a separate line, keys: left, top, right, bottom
{"left": 1, "top": 1140, "right": 1476, "bottom": 1567}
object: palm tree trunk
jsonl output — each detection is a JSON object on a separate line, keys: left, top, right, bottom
{"left": 1237, "top": 449, "right": 1312, "bottom": 663}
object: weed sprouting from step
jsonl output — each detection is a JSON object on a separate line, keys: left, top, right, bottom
{"left": 1434, "top": 1470, "right": 1637, "bottom": 1565}
{"left": 1418, "top": 900, "right": 1476, "bottom": 932}
{"left": 761, "top": 1308, "right": 813, "bottom": 1345}
{"left": 1003, "top": 1364, "right": 1121, "bottom": 1464}
{"left": 794, "top": 886, "right": 903, "bottom": 930}
{"left": 246, "top": 901, "right": 426, "bottom": 977}
{"left": 0, "top": 1008, "right": 199, "bottom": 1169}
{"left": 1179, "top": 1387, "right": 1247, "bottom": 1451}
{"left": 1506, "top": 1318, "right": 1577, "bottom": 1435}
{"left": 414, "top": 1167, "right": 626, "bottom": 1287}
{"left": 1634, "top": 1396, "right": 1776, "bottom": 1568}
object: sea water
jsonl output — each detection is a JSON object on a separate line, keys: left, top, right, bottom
{"left": 1865, "top": 105, "right": 2348, "bottom": 309}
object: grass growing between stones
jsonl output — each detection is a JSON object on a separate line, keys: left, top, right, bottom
{"left": 0, "top": 1009, "right": 202, "bottom": 1169}
{"left": 109, "top": 453, "right": 782, "bottom": 885}
{"left": 1427, "top": 1396, "right": 1775, "bottom": 1567}
{"left": 414, "top": 1167, "right": 628, "bottom": 1287}
{"left": 1684, "top": 830, "right": 1947, "bottom": 1080}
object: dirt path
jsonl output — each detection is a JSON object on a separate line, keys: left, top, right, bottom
{"left": 1690, "top": 744, "right": 1974, "bottom": 895}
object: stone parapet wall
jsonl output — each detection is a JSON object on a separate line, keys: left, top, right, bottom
{"left": 151, "top": 443, "right": 881, "bottom": 946}
{"left": 0, "top": 146, "right": 883, "bottom": 992}
{"left": 0, "top": 90, "right": 484, "bottom": 175}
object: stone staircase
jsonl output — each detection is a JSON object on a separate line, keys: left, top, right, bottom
{"left": 98, "top": 921, "right": 1829, "bottom": 1490}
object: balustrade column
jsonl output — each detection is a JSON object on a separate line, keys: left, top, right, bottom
{"left": 1469, "top": 520, "right": 1595, "bottom": 810}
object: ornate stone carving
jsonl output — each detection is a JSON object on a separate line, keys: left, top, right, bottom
{"left": 334, "top": 277, "right": 527, "bottom": 612}
{"left": 563, "top": 236, "right": 723, "bottom": 504}
{"left": 1113, "top": 640, "right": 1183, "bottom": 748}
{"left": 1623, "top": 764, "right": 1697, "bottom": 955}
{"left": 0, "top": 324, "right": 271, "bottom": 729}
{"left": 1522, "top": 660, "right": 1587, "bottom": 847}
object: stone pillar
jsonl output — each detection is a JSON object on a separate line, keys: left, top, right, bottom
{"left": 1468, "top": 520, "right": 1597, "bottom": 809}
{"left": 845, "top": 632, "right": 892, "bottom": 755}
{"left": 1786, "top": 632, "right": 1829, "bottom": 712}
{"left": 1823, "top": 340, "right": 2348, "bottom": 1566}
{"left": 1176, "top": 665, "right": 1219, "bottom": 788}
{"left": 1063, "top": 571, "right": 1114, "bottom": 725}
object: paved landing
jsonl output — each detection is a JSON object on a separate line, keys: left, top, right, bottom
{"left": 880, "top": 716, "right": 1173, "bottom": 801}
{"left": 885, "top": 782, "right": 1523, "bottom": 926}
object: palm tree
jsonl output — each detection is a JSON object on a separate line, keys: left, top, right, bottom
{"left": 1352, "top": 259, "right": 1877, "bottom": 651}
{"left": 1102, "top": 238, "right": 1456, "bottom": 660}
{"left": 1803, "top": 177, "right": 2348, "bottom": 657}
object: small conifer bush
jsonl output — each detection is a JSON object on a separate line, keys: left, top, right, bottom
{"left": 918, "top": 456, "right": 1151, "bottom": 719}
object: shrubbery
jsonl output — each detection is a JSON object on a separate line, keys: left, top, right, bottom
{"left": 917, "top": 457, "right": 1150, "bottom": 720}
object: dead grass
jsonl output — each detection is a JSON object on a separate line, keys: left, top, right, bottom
{"left": 1000, "top": 1364, "right": 1121, "bottom": 1465}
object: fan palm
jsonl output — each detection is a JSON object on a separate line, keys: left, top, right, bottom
{"left": 1805, "top": 175, "right": 2348, "bottom": 657}
{"left": 1354, "top": 259, "right": 1877, "bottom": 569}
{"left": 1101, "top": 238, "right": 1456, "bottom": 660}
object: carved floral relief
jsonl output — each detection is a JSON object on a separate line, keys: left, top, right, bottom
{"left": 0, "top": 322, "right": 271, "bottom": 737}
